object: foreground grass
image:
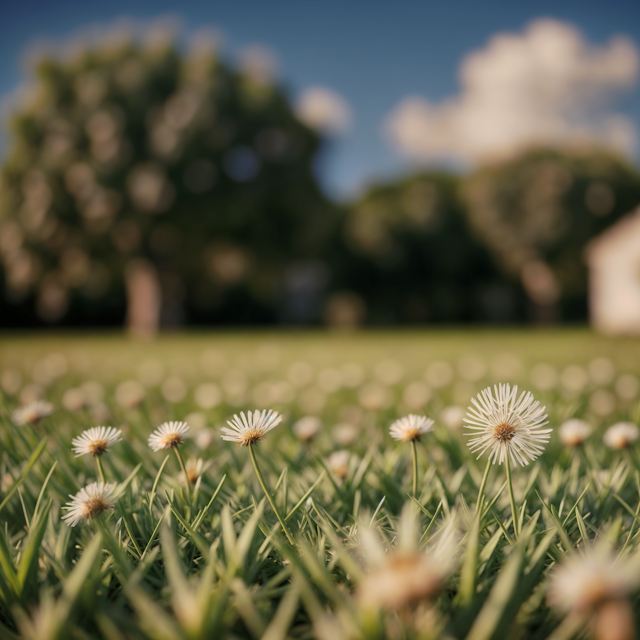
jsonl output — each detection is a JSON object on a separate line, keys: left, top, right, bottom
{"left": 0, "top": 329, "right": 639, "bottom": 640}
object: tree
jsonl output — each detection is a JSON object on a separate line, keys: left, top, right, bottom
{"left": 333, "top": 172, "right": 509, "bottom": 324}
{"left": 0, "top": 28, "right": 337, "bottom": 332}
{"left": 462, "top": 147, "right": 640, "bottom": 321}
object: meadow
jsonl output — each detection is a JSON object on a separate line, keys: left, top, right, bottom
{"left": 1, "top": 329, "right": 640, "bottom": 640}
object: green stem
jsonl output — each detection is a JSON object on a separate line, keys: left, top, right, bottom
{"left": 174, "top": 447, "right": 191, "bottom": 507}
{"left": 96, "top": 457, "right": 106, "bottom": 484}
{"left": 476, "top": 458, "right": 492, "bottom": 512}
{"left": 505, "top": 455, "right": 518, "bottom": 539}
{"left": 411, "top": 440, "right": 419, "bottom": 498}
{"left": 249, "top": 444, "right": 295, "bottom": 545}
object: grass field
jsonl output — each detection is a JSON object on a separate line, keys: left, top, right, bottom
{"left": 1, "top": 328, "right": 640, "bottom": 640}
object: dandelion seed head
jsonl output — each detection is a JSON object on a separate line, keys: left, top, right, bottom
{"left": 559, "top": 419, "right": 591, "bottom": 447}
{"left": 221, "top": 409, "right": 283, "bottom": 446}
{"left": 62, "top": 482, "right": 116, "bottom": 527}
{"left": 464, "top": 383, "right": 551, "bottom": 466}
{"left": 603, "top": 422, "right": 639, "bottom": 450}
{"left": 148, "top": 421, "right": 190, "bottom": 451}
{"left": 389, "top": 414, "right": 434, "bottom": 443}
{"left": 71, "top": 426, "right": 122, "bottom": 457}
{"left": 12, "top": 400, "right": 53, "bottom": 426}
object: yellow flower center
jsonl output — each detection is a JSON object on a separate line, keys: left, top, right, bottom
{"left": 89, "top": 440, "right": 109, "bottom": 456}
{"left": 403, "top": 427, "right": 422, "bottom": 442}
{"left": 494, "top": 422, "right": 516, "bottom": 442}
{"left": 239, "top": 429, "right": 265, "bottom": 446}
{"left": 82, "top": 497, "right": 110, "bottom": 519}
{"left": 161, "top": 433, "right": 184, "bottom": 448}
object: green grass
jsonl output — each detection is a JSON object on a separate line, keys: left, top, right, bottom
{"left": 0, "top": 329, "right": 639, "bottom": 640}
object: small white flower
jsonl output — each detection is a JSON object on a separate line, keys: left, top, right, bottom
{"left": 12, "top": 400, "right": 53, "bottom": 426}
{"left": 148, "top": 421, "right": 190, "bottom": 451}
{"left": 184, "top": 458, "right": 211, "bottom": 485}
{"left": 559, "top": 419, "right": 592, "bottom": 447}
{"left": 293, "top": 416, "right": 322, "bottom": 441}
{"left": 603, "top": 422, "right": 640, "bottom": 450}
{"left": 327, "top": 450, "right": 351, "bottom": 479}
{"left": 221, "top": 409, "right": 282, "bottom": 446}
{"left": 464, "top": 383, "right": 551, "bottom": 466}
{"left": 389, "top": 414, "right": 434, "bottom": 443}
{"left": 548, "top": 550, "right": 640, "bottom": 613}
{"left": 71, "top": 426, "right": 122, "bottom": 457}
{"left": 62, "top": 482, "right": 116, "bottom": 527}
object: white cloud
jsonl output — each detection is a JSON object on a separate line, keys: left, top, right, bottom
{"left": 386, "top": 19, "right": 639, "bottom": 163}
{"left": 296, "top": 86, "right": 351, "bottom": 134}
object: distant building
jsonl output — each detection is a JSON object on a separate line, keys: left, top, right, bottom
{"left": 587, "top": 206, "right": 640, "bottom": 335}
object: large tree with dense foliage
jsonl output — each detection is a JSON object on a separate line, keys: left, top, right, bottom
{"left": 462, "top": 147, "right": 640, "bottom": 321}
{"left": 0, "top": 30, "right": 337, "bottom": 331}
{"left": 334, "top": 172, "right": 512, "bottom": 324}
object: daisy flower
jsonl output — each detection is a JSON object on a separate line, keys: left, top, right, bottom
{"left": 293, "top": 416, "right": 322, "bottom": 441}
{"left": 389, "top": 414, "right": 434, "bottom": 443}
{"left": 148, "top": 421, "right": 190, "bottom": 451}
{"left": 464, "top": 383, "right": 551, "bottom": 466}
{"left": 327, "top": 450, "right": 350, "bottom": 479}
{"left": 184, "top": 458, "right": 211, "bottom": 485}
{"left": 603, "top": 422, "right": 639, "bottom": 450}
{"left": 548, "top": 550, "right": 639, "bottom": 613}
{"left": 559, "top": 419, "right": 592, "bottom": 447}
{"left": 12, "top": 400, "right": 53, "bottom": 426}
{"left": 62, "top": 482, "right": 116, "bottom": 527}
{"left": 357, "top": 506, "right": 458, "bottom": 611}
{"left": 221, "top": 409, "right": 283, "bottom": 446}
{"left": 71, "top": 426, "right": 122, "bottom": 457}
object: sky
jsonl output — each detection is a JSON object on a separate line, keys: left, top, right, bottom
{"left": 1, "top": 0, "right": 639, "bottom": 199}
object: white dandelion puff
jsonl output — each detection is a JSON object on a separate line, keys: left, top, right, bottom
{"left": 292, "top": 416, "right": 322, "bottom": 441}
{"left": 548, "top": 550, "right": 640, "bottom": 613}
{"left": 327, "top": 450, "right": 351, "bottom": 479}
{"left": 148, "top": 421, "right": 190, "bottom": 452}
{"left": 71, "top": 426, "right": 122, "bottom": 457}
{"left": 221, "top": 409, "right": 283, "bottom": 446}
{"left": 603, "top": 422, "right": 639, "bottom": 450}
{"left": 12, "top": 400, "right": 53, "bottom": 426}
{"left": 559, "top": 419, "right": 592, "bottom": 447}
{"left": 62, "top": 482, "right": 116, "bottom": 527}
{"left": 389, "top": 414, "right": 434, "bottom": 443}
{"left": 464, "top": 383, "right": 551, "bottom": 466}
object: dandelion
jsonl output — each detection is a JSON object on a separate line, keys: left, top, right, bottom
{"left": 72, "top": 425, "right": 122, "bottom": 483}
{"left": 389, "top": 414, "right": 434, "bottom": 443}
{"left": 221, "top": 409, "right": 293, "bottom": 544}
{"left": 72, "top": 426, "right": 122, "bottom": 457}
{"left": 12, "top": 400, "right": 53, "bottom": 426}
{"left": 62, "top": 482, "right": 116, "bottom": 527}
{"left": 327, "top": 450, "right": 350, "bottom": 479}
{"left": 292, "top": 415, "right": 322, "bottom": 441}
{"left": 603, "top": 422, "right": 639, "bottom": 450}
{"left": 221, "top": 409, "right": 282, "bottom": 446}
{"left": 559, "top": 419, "right": 592, "bottom": 447}
{"left": 390, "top": 414, "right": 434, "bottom": 497}
{"left": 548, "top": 550, "right": 639, "bottom": 640}
{"left": 464, "top": 384, "right": 551, "bottom": 536}
{"left": 183, "top": 458, "right": 211, "bottom": 485}
{"left": 148, "top": 421, "right": 190, "bottom": 451}
{"left": 149, "top": 421, "right": 191, "bottom": 504}
{"left": 357, "top": 505, "right": 457, "bottom": 611}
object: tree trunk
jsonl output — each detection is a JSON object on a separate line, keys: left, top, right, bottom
{"left": 124, "top": 259, "right": 161, "bottom": 338}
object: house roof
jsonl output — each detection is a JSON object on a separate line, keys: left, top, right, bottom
{"left": 586, "top": 205, "right": 640, "bottom": 263}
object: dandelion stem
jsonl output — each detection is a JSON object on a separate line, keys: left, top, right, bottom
{"left": 96, "top": 457, "right": 106, "bottom": 484}
{"left": 505, "top": 455, "right": 518, "bottom": 538}
{"left": 249, "top": 443, "right": 295, "bottom": 545}
{"left": 411, "top": 440, "right": 419, "bottom": 498}
{"left": 476, "top": 457, "right": 492, "bottom": 511}
{"left": 174, "top": 447, "right": 191, "bottom": 506}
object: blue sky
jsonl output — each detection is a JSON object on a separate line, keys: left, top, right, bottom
{"left": 1, "top": 0, "right": 639, "bottom": 199}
